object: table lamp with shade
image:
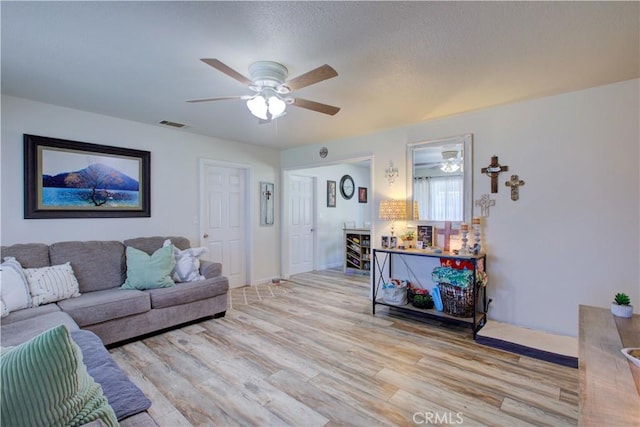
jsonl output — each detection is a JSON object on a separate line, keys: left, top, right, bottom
{"left": 378, "top": 199, "right": 419, "bottom": 237}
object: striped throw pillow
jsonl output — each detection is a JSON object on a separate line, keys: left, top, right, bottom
{"left": 24, "top": 262, "right": 81, "bottom": 306}
{"left": 1, "top": 325, "right": 118, "bottom": 426}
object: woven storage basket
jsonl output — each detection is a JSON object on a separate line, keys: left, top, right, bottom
{"left": 438, "top": 282, "right": 474, "bottom": 317}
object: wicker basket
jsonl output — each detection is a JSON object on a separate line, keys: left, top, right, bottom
{"left": 438, "top": 282, "right": 475, "bottom": 317}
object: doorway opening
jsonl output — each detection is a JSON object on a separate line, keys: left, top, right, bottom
{"left": 280, "top": 156, "right": 374, "bottom": 280}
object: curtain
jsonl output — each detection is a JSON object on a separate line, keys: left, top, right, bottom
{"left": 414, "top": 176, "right": 463, "bottom": 221}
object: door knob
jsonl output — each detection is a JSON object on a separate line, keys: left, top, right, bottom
{"left": 203, "top": 233, "right": 209, "bottom": 238}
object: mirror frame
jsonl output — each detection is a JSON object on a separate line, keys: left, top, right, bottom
{"left": 406, "top": 133, "right": 473, "bottom": 223}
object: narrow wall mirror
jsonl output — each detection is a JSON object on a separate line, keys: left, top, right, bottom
{"left": 407, "top": 134, "right": 473, "bottom": 223}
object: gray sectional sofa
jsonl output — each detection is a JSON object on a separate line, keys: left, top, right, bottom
{"left": 1, "top": 236, "right": 230, "bottom": 425}
{"left": 1, "top": 235, "right": 229, "bottom": 346}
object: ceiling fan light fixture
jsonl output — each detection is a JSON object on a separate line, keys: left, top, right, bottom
{"left": 440, "top": 161, "right": 460, "bottom": 173}
{"left": 268, "top": 96, "right": 286, "bottom": 117}
{"left": 246, "top": 95, "right": 268, "bottom": 120}
{"left": 246, "top": 93, "right": 287, "bottom": 120}
{"left": 440, "top": 150, "right": 460, "bottom": 173}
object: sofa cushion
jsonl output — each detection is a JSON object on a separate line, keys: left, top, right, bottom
{"left": 1, "top": 302, "right": 61, "bottom": 325}
{"left": 125, "top": 236, "right": 191, "bottom": 254}
{"left": 49, "top": 240, "right": 126, "bottom": 293}
{"left": 1, "top": 257, "right": 32, "bottom": 312}
{"left": 57, "top": 288, "right": 150, "bottom": 327}
{"left": 23, "top": 262, "right": 81, "bottom": 306}
{"left": 1, "top": 311, "right": 79, "bottom": 347}
{"left": 71, "top": 329, "right": 151, "bottom": 421}
{"left": 121, "top": 246, "right": 175, "bottom": 290}
{"left": 0, "top": 243, "right": 50, "bottom": 268}
{"left": 0, "top": 325, "right": 118, "bottom": 427}
{"left": 147, "top": 276, "right": 229, "bottom": 309}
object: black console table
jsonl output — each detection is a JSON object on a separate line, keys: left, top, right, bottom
{"left": 372, "top": 248, "right": 490, "bottom": 338}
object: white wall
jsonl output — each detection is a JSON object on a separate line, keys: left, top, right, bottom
{"left": 281, "top": 79, "right": 640, "bottom": 336}
{"left": 1, "top": 95, "right": 281, "bottom": 285}
{"left": 289, "top": 163, "right": 371, "bottom": 271}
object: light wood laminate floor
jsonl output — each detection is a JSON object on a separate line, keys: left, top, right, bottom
{"left": 110, "top": 270, "right": 578, "bottom": 426}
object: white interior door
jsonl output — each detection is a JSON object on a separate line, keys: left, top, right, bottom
{"left": 201, "top": 162, "right": 247, "bottom": 288}
{"left": 289, "top": 175, "right": 315, "bottom": 275}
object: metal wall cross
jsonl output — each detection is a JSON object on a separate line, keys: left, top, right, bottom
{"left": 481, "top": 155, "right": 509, "bottom": 193}
{"left": 505, "top": 175, "right": 525, "bottom": 201}
{"left": 475, "top": 194, "right": 496, "bottom": 217}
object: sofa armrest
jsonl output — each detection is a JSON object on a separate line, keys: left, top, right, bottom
{"left": 200, "top": 260, "right": 222, "bottom": 279}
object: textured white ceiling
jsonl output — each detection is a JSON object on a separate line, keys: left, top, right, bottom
{"left": 2, "top": 1, "right": 638, "bottom": 149}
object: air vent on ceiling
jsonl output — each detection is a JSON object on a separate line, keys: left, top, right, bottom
{"left": 159, "top": 120, "right": 186, "bottom": 128}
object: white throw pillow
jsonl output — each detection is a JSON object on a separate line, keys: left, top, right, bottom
{"left": 23, "top": 262, "right": 81, "bottom": 306}
{"left": 1, "top": 257, "right": 32, "bottom": 313}
{"left": 163, "top": 239, "right": 207, "bottom": 283}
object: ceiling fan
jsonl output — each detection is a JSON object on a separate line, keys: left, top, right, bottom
{"left": 440, "top": 150, "right": 461, "bottom": 173}
{"left": 415, "top": 150, "right": 462, "bottom": 173}
{"left": 187, "top": 59, "right": 340, "bottom": 122}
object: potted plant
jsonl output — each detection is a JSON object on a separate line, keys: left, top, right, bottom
{"left": 611, "top": 292, "right": 634, "bottom": 318}
{"left": 401, "top": 230, "right": 416, "bottom": 248}
{"left": 410, "top": 288, "right": 434, "bottom": 309}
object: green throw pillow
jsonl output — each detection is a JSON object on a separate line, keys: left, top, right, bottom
{"left": 121, "top": 245, "right": 176, "bottom": 290}
{"left": 0, "top": 325, "right": 118, "bottom": 427}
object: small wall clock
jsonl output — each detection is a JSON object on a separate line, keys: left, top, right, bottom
{"left": 339, "top": 175, "right": 355, "bottom": 200}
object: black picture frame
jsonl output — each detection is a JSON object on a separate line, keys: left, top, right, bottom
{"left": 24, "top": 134, "right": 151, "bottom": 219}
{"left": 327, "top": 180, "right": 336, "bottom": 207}
{"left": 358, "top": 187, "right": 367, "bottom": 203}
{"left": 417, "top": 225, "right": 434, "bottom": 248}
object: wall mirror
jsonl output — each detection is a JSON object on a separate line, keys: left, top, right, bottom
{"left": 407, "top": 134, "right": 473, "bottom": 223}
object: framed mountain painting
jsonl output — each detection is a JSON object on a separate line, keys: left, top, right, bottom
{"left": 24, "top": 134, "right": 151, "bottom": 218}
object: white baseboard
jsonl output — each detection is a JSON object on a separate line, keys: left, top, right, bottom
{"left": 250, "top": 277, "right": 281, "bottom": 286}
{"left": 317, "top": 262, "right": 342, "bottom": 270}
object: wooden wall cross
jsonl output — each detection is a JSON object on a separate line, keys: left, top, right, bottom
{"left": 481, "top": 155, "right": 509, "bottom": 193}
{"left": 505, "top": 175, "right": 525, "bottom": 201}
{"left": 437, "top": 221, "right": 459, "bottom": 252}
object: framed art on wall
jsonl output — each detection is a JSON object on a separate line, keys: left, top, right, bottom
{"left": 24, "top": 134, "right": 151, "bottom": 219}
{"left": 327, "top": 180, "right": 336, "bottom": 207}
{"left": 358, "top": 187, "right": 367, "bottom": 203}
{"left": 260, "top": 182, "right": 274, "bottom": 226}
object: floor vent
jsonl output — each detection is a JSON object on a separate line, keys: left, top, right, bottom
{"left": 159, "top": 120, "right": 186, "bottom": 128}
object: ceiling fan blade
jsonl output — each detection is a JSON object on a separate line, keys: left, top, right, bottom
{"left": 292, "top": 98, "right": 340, "bottom": 116}
{"left": 186, "top": 96, "right": 247, "bottom": 103}
{"left": 285, "top": 64, "right": 338, "bottom": 91}
{"left": 200, "top": 59, "right": 253, "bottom": 86}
